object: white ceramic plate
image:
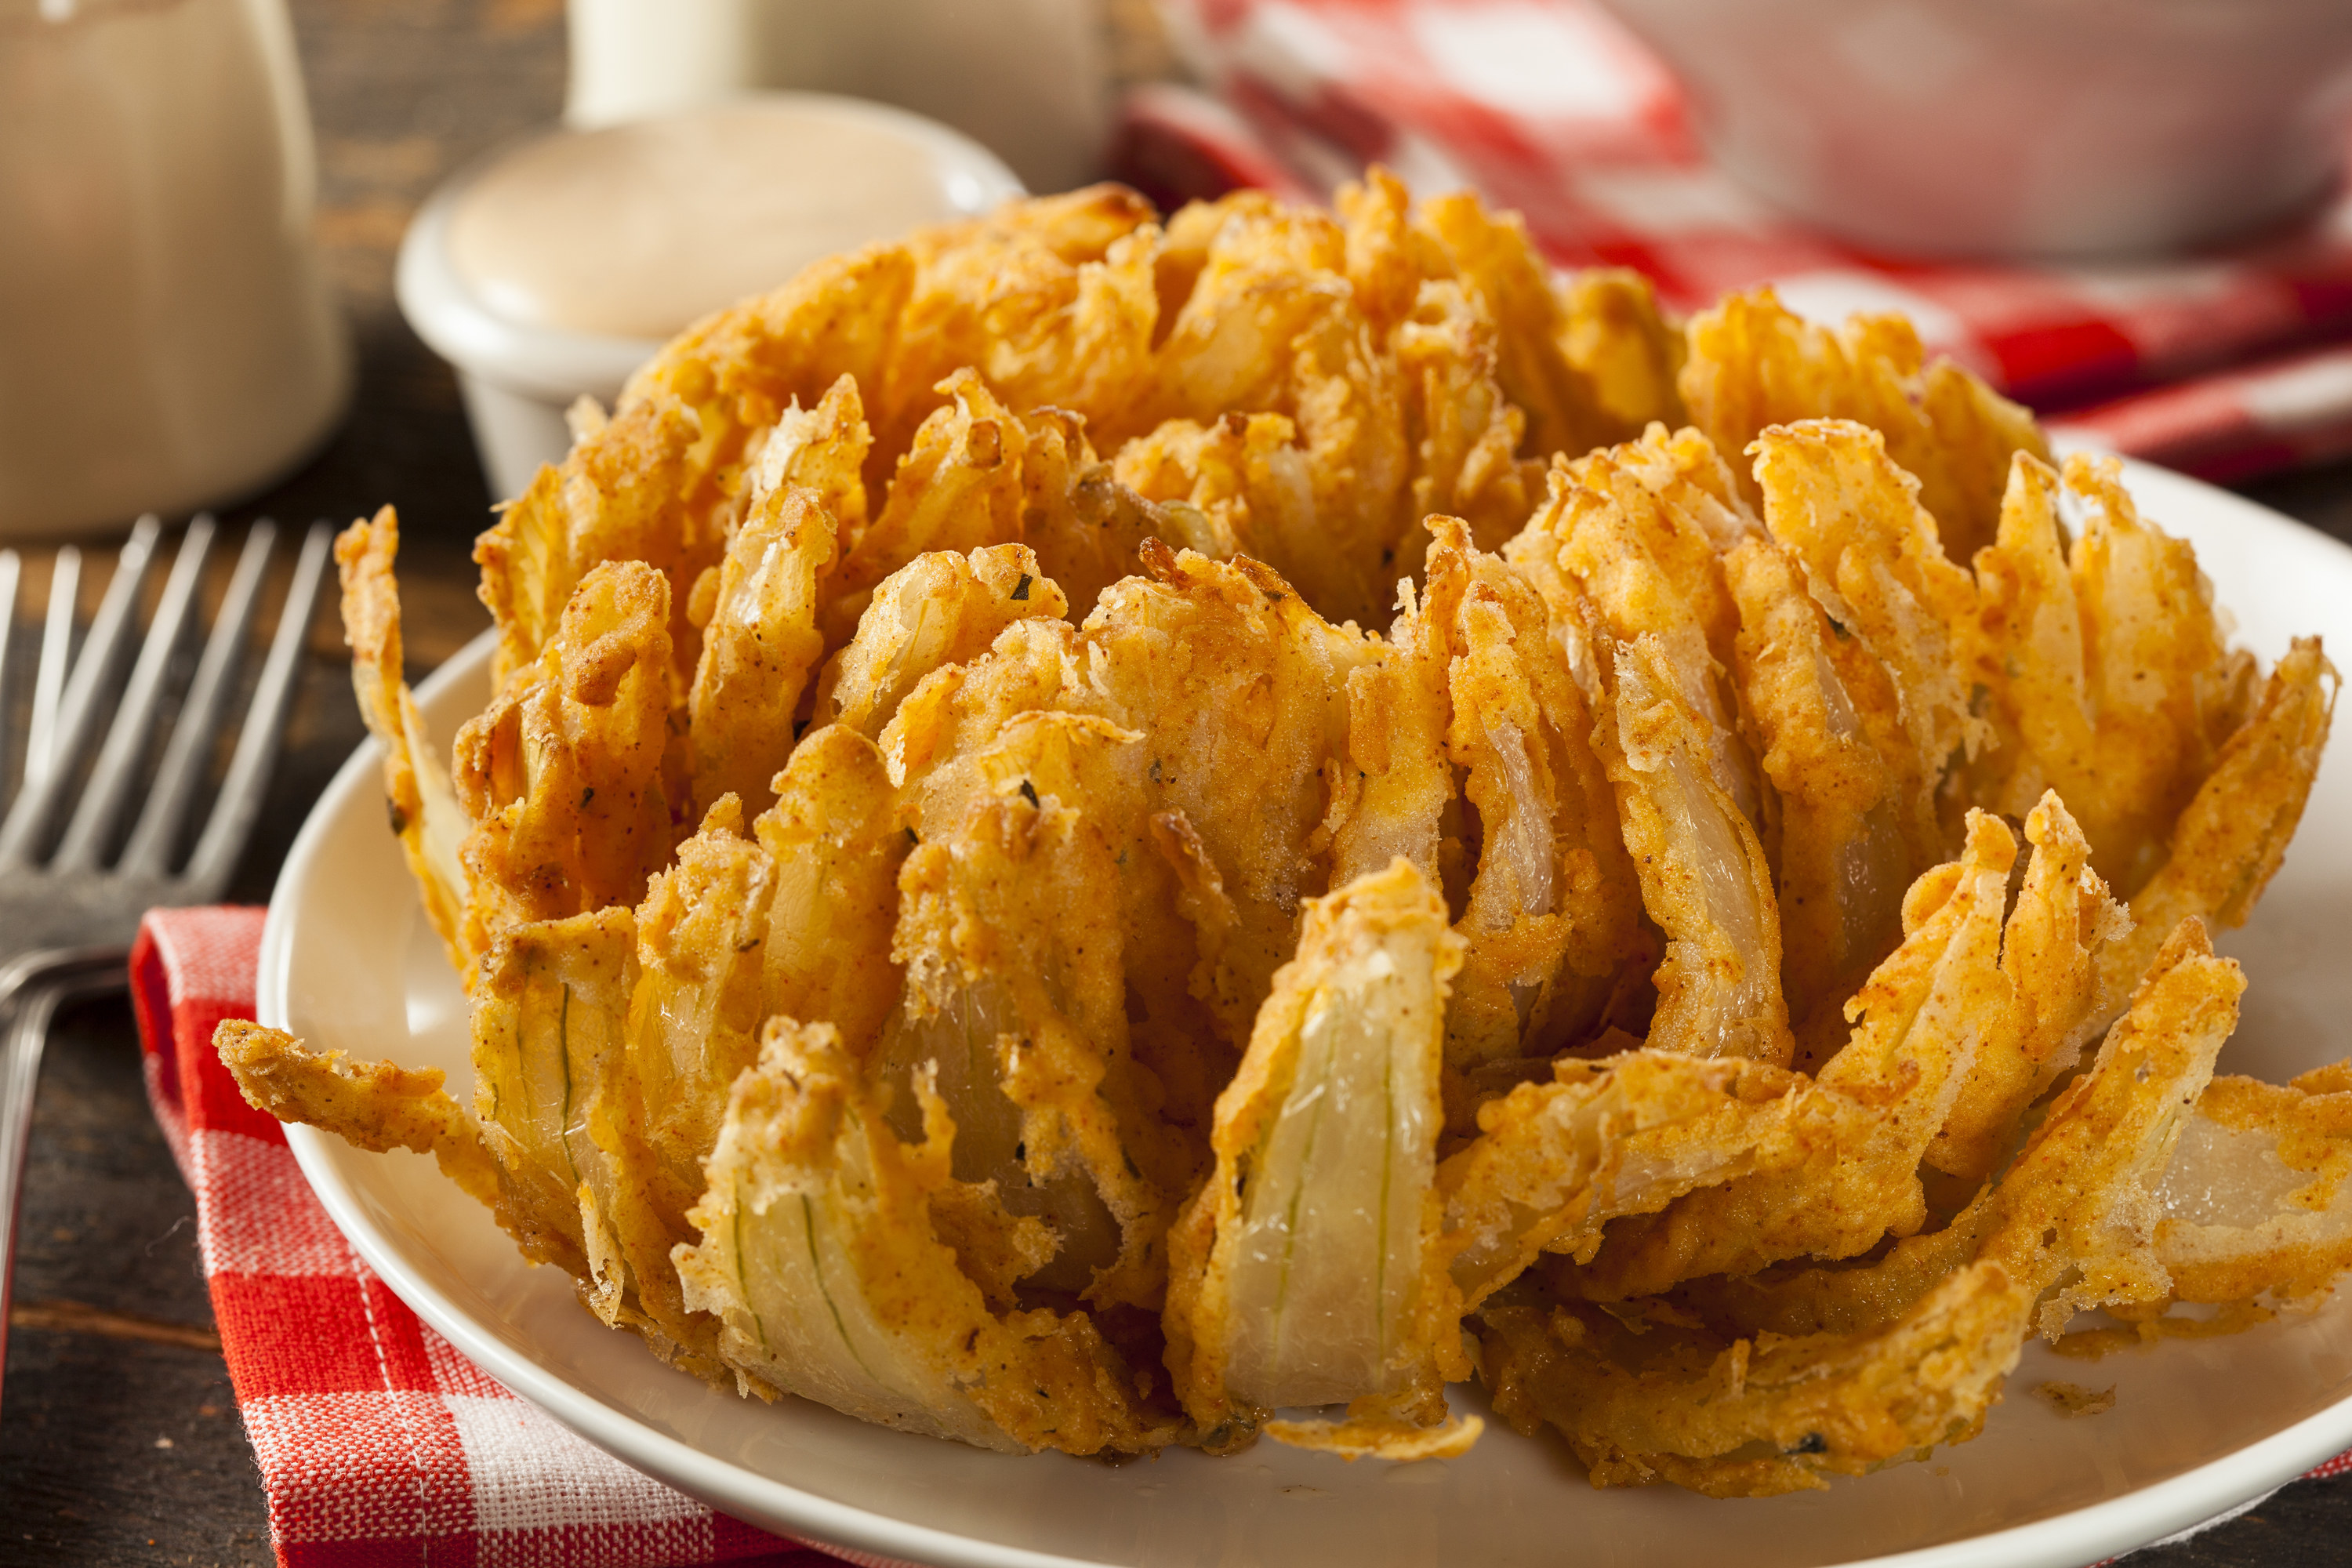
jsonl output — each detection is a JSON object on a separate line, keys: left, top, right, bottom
{"left": 263, "top": 457, "right": 2352, "bottom": 1568}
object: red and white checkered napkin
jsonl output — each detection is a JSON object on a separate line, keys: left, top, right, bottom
{"left": 128, "top": 906, "right": 850, "bottom": 1568}
{"left": 1116, "top": 0, "right": 2352, "bottom": 483}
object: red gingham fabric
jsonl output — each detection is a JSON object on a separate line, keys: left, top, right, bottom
{"left": 129, "top": 906, "right": 844, "bottom": 1568}
{"left": 1114, "top": 0, "right": 2352, "bottom": 485}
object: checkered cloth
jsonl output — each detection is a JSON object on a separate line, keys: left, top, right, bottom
{"left": 1112, "top": 0, "right": 2352, "bottom": 484}
{"left": 129, "top": 906, "right": 853, "bottom": 1568}
{"left": 117, "top": 896, "right": 2352, "bottom": 1563}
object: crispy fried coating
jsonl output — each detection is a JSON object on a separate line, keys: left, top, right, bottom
{"left": 827, "top": 370, "right": 1033, "bottom": 637}
{"left": 676, "top": 1017, "right": 1181, "bottom": 1453}
{"left": 1681, "top": 289, "right": 2045, "bottom": 563}
{"left": 1558, "top": 270, "right": 1688, "bottom": 443}
{"left": 214, "top": 1019, "right": 501, "bottom": 1207}
{"left": 311, "top": 177, "right": 2352, "bottom": 1481}
{"left": 1145, "top": 201, "right": 1406, "bottom": 626}
{"left": 464, "top": 906, "right": 734, "bottom": 1380}
{"left": 2157, "top": 1064, "right": 2352, "bottom": 1304}
{"left": 749, "top": 372, "right": 873, "bottom": 521}
{"left": 1393, "top": 279, "right": 1540, "bottom": 559}
{"left": 453, "top": 561, "right": 680, "bottom": 942}
{"left": 1438, "top": 1051, "right": 1808, "bottom": 1316}
{"left": 1112, "top": 412, "right": 1320, "bottom": 568}
{"left": 1329, "top": 575, "right": 1450, "bottom": 891}
{"left": 815, "top": 544, "right": 1068, "bottom": 741}
{"left": 1599, "top": 636, "right": 1791, "bottom": 1065}
{"left": 1723, "top": 530, "right": 1931, "bottom": 1037}
{"left": 1333, "top": 167, "right": 1434, "bottom": 339}
{"left": 2096, "top": 636, "right": 2337, "bottom": 1020}
{"left": 1926, "top": 793, "right": 2125, "bottom": 1182}
{"left": 753, "top": 724, "right": 911, "bottom": 1062}
{"left": 1517, "top": 433, "right": 1764, "bottom": 833}
{"left": 1013, "top": 406, "right": 1171, "bottom": 615}
{"left": 1677, "top": 920, "right": 2243, "bottom": 1346}
{"left": 1485, "top": 921, "right": 2242, "bottom": 1495}
{"left": 1164, "top": 860, "right": 1474, "bottom": 1454}
{"left": 1415, "top": 192, "right": 1680, "bottom": 461}
{"left": 1479, "top": 1261, "right": 2030, "bottom": 1496}
{"left": 1085, "top": 545, "right": 1381, "bottom": 1041}
{"left": 1433, "top": 522, "right": 1647, "bottom": 1080}
{"left": 1577, "top": 814, "right": 2021, "bottom": 1298}
{"left": 629, "top": 797, "right": 777, "bottom": 1227}
{"left": 685, "top": 486, "right": 836, "bottom": 818}
{"left": 1753, "top": 419, "right": 1983, "bottom": 818}
{"left": 336, "top": 509, "right": 473, "bottom": 980}
{"left": 484, "top": 244, "right": 916, "bottom": 693}
{"left": 882, "top": 185, "right": 1160, "bottom": 455}
{"left": 1973, "top": 452, "right": 2262, "bottom": 894}
{"left": 880, "top": 713, "right": 1178, "bottom": 1310}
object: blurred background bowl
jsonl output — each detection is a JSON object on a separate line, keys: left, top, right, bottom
{"left": 1595, "top": 0, "right": 2352, "bottom": 258}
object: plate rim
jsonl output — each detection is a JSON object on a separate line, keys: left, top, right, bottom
{"left": 263, "top": 456, "right": 2352, "bottom": 1568}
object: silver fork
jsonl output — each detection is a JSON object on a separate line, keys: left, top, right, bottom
{"left": 0, "top": 513, "right": 334, "bottom": 1399}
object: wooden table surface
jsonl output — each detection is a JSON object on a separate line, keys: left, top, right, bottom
{"left": 5, "top": 3, "right": 2352, "bottom": 1565}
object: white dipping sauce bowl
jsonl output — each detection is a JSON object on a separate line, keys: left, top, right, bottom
{"left": 1596, "top": 0, "right": 2352, "bottom": 258}
{"left": 397, "top": 93, "right": 1023, "bottom": 504}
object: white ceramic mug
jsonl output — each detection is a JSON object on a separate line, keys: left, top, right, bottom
{"left": 0, "top": 0, "right": 350, "bottom": 539}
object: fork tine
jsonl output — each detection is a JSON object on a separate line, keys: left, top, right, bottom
{"left": 118, "top": 521, "right": 276, "bottom": 880}
{"left": 0, "top": 550, "right": 20, "bottom": 800}
{"left": 180, "top": 521, "right": 332, "bottom": 899}
{"left": 0, "top": 516, "right": 160, "bottom": 868}
{"left": 25, "top": 546, "right": 79, "bottom": 786}
{"left": 53, "top": 517, "right": 217, "bottom": 873}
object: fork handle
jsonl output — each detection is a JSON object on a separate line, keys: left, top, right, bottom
{"left": 0, "top": 947, "right": 133, "bottom": 1410}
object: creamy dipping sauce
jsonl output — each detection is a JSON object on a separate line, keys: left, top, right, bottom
{"left": 446, "top": 98, "right": 985, "bottom": 341}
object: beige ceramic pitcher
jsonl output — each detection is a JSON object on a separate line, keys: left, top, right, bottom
{"left": 0, "top": 0, "right": 350, "bottom": 539}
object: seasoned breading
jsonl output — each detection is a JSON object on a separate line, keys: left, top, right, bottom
{"left": 675, "top": 1017, "right": 1181, "bottom": 1453}
{"left": 280, "top": 178, "right": 2347, "bottom": 1484}
{"left": 1164, "top": 860, "right": 1474, "bottom": 1454}
{"left": 1415, "top": 193, "right": 1680, "bottom": 460}
{"left": 752, "top": 724, "right": 910, "bottom": 1062}
{"left": 879, "top": 713, "right": 1177, "bottom": 1310}
{"left": 1598, "top": 636, "right": 1791, "bottom": 1065}
{"left": 2096, "top": 636, "right": 2336, "bottom": 1021}
{"left": 1392, "top": 278, "right": 1540, "bottom": 559}
{"left": 1438, "top": 1050, "right": 1809, "bottom": 1315}
{"left": 2157, "top": 1065, "right": 2352, "bottom": 1304}
{"left": 1926, "top": 793, "right": 2125, "bottom": 1181}
{"left": 1145, "top": 203, "right": 1408, "bottom": 627}
{"left": 630, "top": 797, "right": 777, "bottom": 1226}
{"left": 880, "top": 184, "right": 1160, "bottom": 456}
{"left": 826, "top": 370, "right": 1033, "bottom": 637}
{"left": 1680, "top": 288, "right": 2045, "bottom": 563}
{"left": 1518, "top": 434, "right": 1764, "bottom": 833}
{"left": 1973, "top": 452, "right": 2259, "bottom": 893}
{"left": 1433, "top": 521, "right": 1647, "bottom": 1080}
{"left": 1483, "top": 921, "right": 2241, "bottom": 1495}
{"left": 813, "top": 543, "right": 1068, "bottom": 740}
{"left": 484, "top": 244, "right": 916, "bottom": 694}
{"left": 336, "top": 509, "right": 472, "bottom": 978}
{"left": 214, "top": 1018, "right": 501, "bottom": 1207}
{"left": 1752, "top": 419, "right": 1983, "bottom": 820}
{"left": 1576, "top": 814, "right": 2023, "bottom": 1298}
{"left": 1722, "top": 530, "right": 1930, "bottom": 1037}
{"left": 452, "top": 560, "right": 681, "bottom": 946}
{"left": 685, "top": 486, "right": 835, "bottom": 818}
